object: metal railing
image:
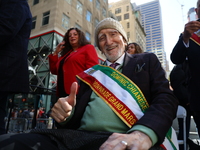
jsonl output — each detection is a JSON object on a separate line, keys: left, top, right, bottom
{"left": 6, "top": 85, "right": 56, "bottom": 133}
{"left": 5, "top": 117, "right": 54, "bottom": 133}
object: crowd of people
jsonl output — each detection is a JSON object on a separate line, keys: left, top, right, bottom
{"left": 7, "top": 107, "right": 51, "bottom": 133}
{"left": 0, "top": 0, "right": 200, "bottom": 149}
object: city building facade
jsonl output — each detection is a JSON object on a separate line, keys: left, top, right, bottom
{"left": 15, "top": 0, "right": 109, "bottom": 111}
{"left": 136, "top": 0, "right": 168, "bottom": 71}
{"left": 109, "top": 0, "right": 146, "bottom": 51}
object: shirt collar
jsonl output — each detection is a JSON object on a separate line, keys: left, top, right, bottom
{"left": 106, "top": 53, "right": 125, "bottom": 66}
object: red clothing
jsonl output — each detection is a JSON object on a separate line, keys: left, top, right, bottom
{"left": 48, "top": 44, "right": 99, "bottom": 95}
{"left": 38, "top": 110, "right": 44, "bottom": 118}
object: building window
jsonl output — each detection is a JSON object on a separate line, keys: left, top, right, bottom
{"left": 102, "top": 8, "right": 106, "bottom": 17}
{"left": 96, "top": 0, "right": 100, "bottom": 10}
{"left": 65, "top": 0, "right": 72, "bottom": 4}
{"left": 127, "top": 32, "right": 130, "bottom": 40}
{"left": 77, "top": 1, "right": 83, "bottom": 15}
{"left": 75, "top": 23, "right": 81, "bottom": 30}
{"left": 32, "top": 16, "right": 37, "bottom": 30}
{"left": 95, "top": 18, "right": 99, "bottom": 27}
{"left": 62, "top": 14, "right": 70, "bottom": 30}
{"left": 117, "top": 15, "right": 121, "bottom": 21}
{"left": 85, "top": 32, "right": 91, "bottom": 41}
{"left": 86, "top": 10, "right": 92, "bottom": 22}
{"left": 126, "top": 6, "right": 129, "bottom": 11}
{"left": 42, "top": 11, "right": 50, "bottom": 26}
{"left": 115, "top": 8, "right": 121, "bottom": 14}
{"left": 33, "top": 0, "right": 39, "bottom": 5}
{"left": 89, "top": 0, "right": 92, "bottom": 2}
{"left": 127, "top": 22, "right": 130, "bottom": 28}
{"left": 124, "top": 13, "right": 129, "bottom": 20}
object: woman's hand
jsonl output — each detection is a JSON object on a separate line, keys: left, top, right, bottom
{"left": 53, "top": 41, "right": 65, "bottom": 56}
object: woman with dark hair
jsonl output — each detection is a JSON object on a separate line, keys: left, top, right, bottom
{"left": 127, "top": 42, "right": 144, "bottom": 54}
{"left": 48, "top": 28, "right": 99, "bottom": 97}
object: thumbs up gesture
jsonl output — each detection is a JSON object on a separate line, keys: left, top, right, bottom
{"left": 51, "top": 82, "right": 78, "bottom": 123}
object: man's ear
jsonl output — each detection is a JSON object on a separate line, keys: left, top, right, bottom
{"left": 125, "top": 42, "right": 127, "bottom": 47}
{"left": 124, "top": 40, "right": 128, "bottom": 51}
{"left": 123, "top": 37, "right": 128, "bottom": 45}
{"left": 123, "top": 38, "right": 128, "bottom": 49}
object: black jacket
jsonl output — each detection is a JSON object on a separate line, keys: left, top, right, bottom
{"left": 170, "top": 60, "right": 190, "bottom": 107}
{"left": 171, "top": 34, "right": 200, "bottom": 111}
{"left": 60, "top": 53, "right": 178, "bottom": 144}
{"left": 0, "top": 0, "right": 32, "bottom": 93}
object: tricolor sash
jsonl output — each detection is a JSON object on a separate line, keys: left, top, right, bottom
{"left": 76, "top": 64, "right": 179, "bottom": 150}
{"left": 190, "top": 33, "right": 200, "bottom": 46}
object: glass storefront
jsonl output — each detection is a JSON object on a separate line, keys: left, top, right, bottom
{"left": 13, "top": 31, "right": 63, "bottom": 112}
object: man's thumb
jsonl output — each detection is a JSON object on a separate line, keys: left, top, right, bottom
{"left": 67, "top": 82, "right": 78, "bottom": 107}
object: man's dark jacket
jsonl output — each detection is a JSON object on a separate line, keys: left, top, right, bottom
{"left": 60, "top": 53, "right": 178, "bottom": 144}
{"left": 171, "top": 34, "right": 200, "bottom": 111}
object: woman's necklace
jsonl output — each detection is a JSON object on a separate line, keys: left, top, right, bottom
{"left": 70, "top": 49, "right": 77, "bottom": 54}
{"left": 72, "top": 47, "right": 78, "bottom": 52}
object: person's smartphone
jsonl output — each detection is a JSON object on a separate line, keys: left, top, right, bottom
{"left": 197, "top": 18, "right": 200, "bottom": 22}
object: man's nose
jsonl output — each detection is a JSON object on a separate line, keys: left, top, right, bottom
{"left": 105, "top": 36, "right": 113, "bottom": 45}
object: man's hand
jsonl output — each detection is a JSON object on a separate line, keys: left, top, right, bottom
{"left": 183, "top": 20, "right": 200, "bottom": 44}
{"left": 50, "top": 82, "right": 78, "bottom": 123}
{"left": 100, "top": 131, "right": 152, "bottom": 150}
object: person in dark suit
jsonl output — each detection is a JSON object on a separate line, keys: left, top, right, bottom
{"left": 171, "top": 0, "right": 200, "bottom": 138}
{"left": 0, "top": 0, "right": 32, "bottom": 135}
{"left": 170, "top": 59, "right": 191, "bottom": 150}
{"left": 0, "top": 18, "right": 178, "bottom": 150}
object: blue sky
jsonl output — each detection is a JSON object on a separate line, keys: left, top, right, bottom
{"left": 109, "top": 0, "right": 198, "bottom": 70}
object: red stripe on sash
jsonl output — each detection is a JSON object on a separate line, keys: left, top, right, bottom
{"left": 190, "top": 33, "right": 200, "bottom": 45}
{"left": 77, "top": 71, "right": 138, "bottom": 127}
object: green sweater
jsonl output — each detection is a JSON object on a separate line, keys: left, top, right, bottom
{"left": 78, "top": 92, "right": 158, "bottom": 145}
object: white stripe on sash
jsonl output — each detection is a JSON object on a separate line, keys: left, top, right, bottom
{"left": 90, "top": 69, "right": 144, "bottom": 120}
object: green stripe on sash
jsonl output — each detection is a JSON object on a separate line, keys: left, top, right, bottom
{"left": 92, "top": 65, "right": 149, "bottom": 112}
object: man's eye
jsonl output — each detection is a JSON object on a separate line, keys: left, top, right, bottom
{"left": 99, "top": 37, "right": 105, "bottom": 41}
{"left": 111, "top": 32, "right": 118, "bottom": 36}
